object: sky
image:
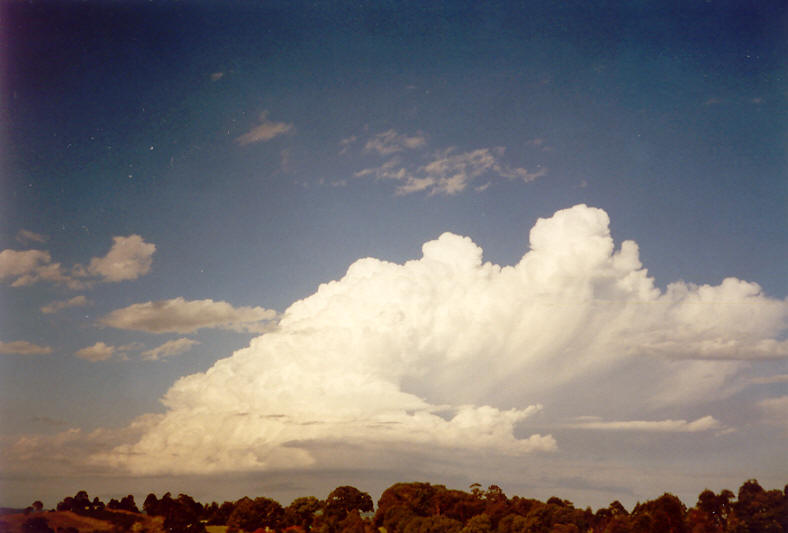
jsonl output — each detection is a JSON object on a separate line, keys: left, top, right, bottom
{"left": 1, "top": 0, "right": 786, "bottom": 512}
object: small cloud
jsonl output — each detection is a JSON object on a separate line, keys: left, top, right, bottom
{"left": 41, "top": 295, "right": 90, "bottom": 314}
{"left": 75, "top": 342, "right": 114, "bottom": 362}
{"left": 236, "top": 111, "right": 294, "bottom": 145}
{"left": 750, "top": 97, "right": 764, "bottom": 104}
{"left": 142, "top": 338, "right": 200, "bottom": 360}
{"left": 87, "top": 235, "right": 156, "bottom": 282}
{"left": 570, "top": 415, "right": 721, "bottom": 432}
{"left": 210, "top": 72, "right": 224, "bottom": 82}
{"left": 16, "top": 229, "right": 47, "bottom": 244}
{"left": 338, "top": 135, "right": 357, "bottom": 155}
{"left": 0, "top": 340, "right": 52, "bottom": 355}
{"left": 526, "top": 138, "right": 553, "bottom": 152}
{"left": 363, "top": 129, "right": 427, "bottom": 156}
{"left": 100, "top": 297, "right": 278, "bottom": 334}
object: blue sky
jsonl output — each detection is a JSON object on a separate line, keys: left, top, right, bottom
{"left": 1, "top": 0, "right": 786, "bottom": 510}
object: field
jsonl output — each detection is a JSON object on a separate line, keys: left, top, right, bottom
{"left": 0, "top": 509, "right": 164, "bottom": 532}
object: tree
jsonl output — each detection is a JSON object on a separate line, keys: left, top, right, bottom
{"left": 227, "top": 496, "right": 284, "bottom": 533}
{"left": 285, "top": 496, "right": 323, "bottom": 530}
{"left": 31, "top": 501, "right": 43, "bottom": 513}
{"left": 325, "top": 486, "right": 373, "bottom": 521}
{"left": 21, "top": 516, "right": 53, "bottom": 533}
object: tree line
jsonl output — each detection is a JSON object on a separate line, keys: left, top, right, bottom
{"left": 15, "top": 478, "right": 787, "bottom": 533}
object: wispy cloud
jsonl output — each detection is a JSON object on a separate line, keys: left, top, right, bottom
{"left": 16, "top": 229, "right": 47, "bottom": 244}
{"left": 41, "top": 295, "right": 90, "bottom": 314}
{"left": 210, "top": 72, "right": 224, "bottom": 82}
{"left": 355, "top": 146, "right": 546, "bottom": 195}
{"left": 363, "top": 129, "right": 427, "bottom": 156}
{"left": 142, "top": 338, "right": 200, "bottom": 360}
{"left": 0, "top": 340, "right": 52, "bottom": 355}
{"left": 236, "top": 111, "right": 294, "bottom": 145}
{"left": 749, "top": 374, "right": 788, "bottom": 385}
{"left": 569, "top": 416, "right": 721, "bottom": 432}
{"left": 100, "top": 297, "right": 278, "bottom": 334}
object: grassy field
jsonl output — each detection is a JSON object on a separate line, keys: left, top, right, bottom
{"left": 0, "top": 509, "right": 165, "bottom": 532}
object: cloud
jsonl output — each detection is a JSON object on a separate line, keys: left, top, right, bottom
{"left": 355, "top": 146, "right": 546, "bottom": 195}
{"left": 75, "top": 342, "right": 115, "bottom": 362}
{"left": 86, "top": 235, "right": 156, "bottom": 282}
{"left": 85, "top": 205, "right": 785, "bottom": 476}
{"left": 363, "top": 129, "right": 427, "bottom": 156}
{"left": 749, "top": 374, "right": 788, "bottom": 384}
{"left": 16, "top": 229, "right": 47, "bottom": 244}
{"left": 40, "top": 295, "right": 90, "bottom": 314}
{"left": 1, "top": 234, "right": 155, "bottom": 288}
{"left": 236, "top": 111, "right": 294, "bottom": 145}
{"left": 758, "top": 396, "right": 788, "bottom": 430}
{"left": 142, "top": 338, "right": 200, "bottom": 360}
{"left": 100, "top": 297, "right": 278, "bottom": 334}
{"left": 570, "top": 416, "right": 721, "bottom": 432}
{"left": 210, "top": 72, "right": 224, "bottom": 81}
{"left": 0, "top": 341, "right": 52, "bottom": 355}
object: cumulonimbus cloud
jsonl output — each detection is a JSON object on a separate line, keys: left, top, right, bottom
{"left": 100, "top": 297, "right": 278, "bottom": 334}
{"left": 86, "top": 205, "right": 786, "bottom": 476}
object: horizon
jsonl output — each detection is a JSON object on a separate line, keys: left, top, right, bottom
{"left": 1, "top": 0, "right": 786, "bottom": 512}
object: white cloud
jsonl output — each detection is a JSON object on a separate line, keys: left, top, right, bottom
{"left": 40, "top": 295, "right": 90, "bottom": 314}
{"left": 570, "top": 415, "right": 721, "bottom": 432}
{"left": 75, "top": 342, "right": 115, "bottom": 362}
{"left": 100, "top": 297, "right": 278, "bottom": 334}
{"left": 0, "top": 249, "right": 74, "bottom": 288}
{"left": 87, "top": 205, "right": 785, "bottom": 476}
{"left": 236, "top": 111, "right": 294, "bottom": 145}
{"left": 210, "top": 72, "right": 224, "bottom": 81}
{"left": 16, "top": 229, "right": 47, "bottom": 244}
{"left": 363, "top": 129, "right": 426, "bottom": 156}
{"left": 0, "top": 341, "right": 52, "bottom": 355}
{"left": 354, "top": 146, "right": 546, "bottom": 195}
{"left": 142, "top": 338, "right": 200, "bottom": 360}
{"left": 87, "top": 235, "right": 156, "bottom": 282}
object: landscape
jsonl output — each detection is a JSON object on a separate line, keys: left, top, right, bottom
{"left": 1, "top": 0, "right": 786, "bottom": 528}
{"left": 2, "top": 479, "right": 786, "bottom": 533}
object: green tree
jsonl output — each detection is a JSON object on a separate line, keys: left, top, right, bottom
{"left": 326, "top": 486, "right": 373, "bottom": 521}
{"left": 284, "top": 496, "right": 323, "bottom": 530}
{"left": 227, "top": 496, "right": 284, "bottom": 533}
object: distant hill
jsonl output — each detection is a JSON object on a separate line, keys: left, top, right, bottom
{"left": 0, "top": 509, "right": 164, "bottom": 533}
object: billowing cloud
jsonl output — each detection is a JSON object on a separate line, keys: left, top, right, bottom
{"left": 0, "top": 249, "right": 74, "bottom": 288}
{"left": 236, "top": 111, "right": 294, "bottom": 145}
{"left": 364, "top": 129, "right": 427, "bottom": 156}
{"left": 100, "top": 297, "right": 278, "bottom": 334}
{"left": 0, "top": 340, "right": 52, "bottom": 355}
{"left": 87, "top": 235, "right": 155, "bottom": 282}
{"left": 142, "top": 338, "right": 200, "bottom": 360}
{"left": 88, "top": 205, "right": 785, "bottom": 476}
{"left": 40, "top": 295, "right": 90, "bottom": 314}
{"left": 355, "top": 146, "right": 546, "bottom": 195}
{"left": 570, "top": 416, "right": 721, "bottom": 432}
{"left": 75, "top": 342, "right": 114, "bottom": 362}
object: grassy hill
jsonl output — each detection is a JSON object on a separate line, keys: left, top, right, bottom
{"left": 0, "top": 509, "right": 164, "bottom": 532}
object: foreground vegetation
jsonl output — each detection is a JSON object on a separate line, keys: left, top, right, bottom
{"left": 1, "top": 479, "right": 785, "bottom": 533}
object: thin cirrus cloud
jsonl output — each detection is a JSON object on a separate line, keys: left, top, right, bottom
{"left": 235, "top": 111, "right": 294, "bottom": 145}
{"left": 76, "top": 204, "right": 785, "bottom": 477}
{"left": 353, "top": 130, "right": 546, "bottom": 195}
{"left": 141, "top": 338, "right": 200, "bottom": 361}
{"left": 0, "top": 235, "right": 155, "bottom": 289}
{"left": 40, "top": 295, "right": 90, "bottom": 314}
{"left": 99, "top": 297, "right": 278, "bottom": 334}
{"left": 569, "top": 416, "right": 721, "bottom": 432}
{"left": 15, "top": 229, "right": 48, "bottom": 244}
{"left": 0, "top": 340, "right": 52, "bottom": 355}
